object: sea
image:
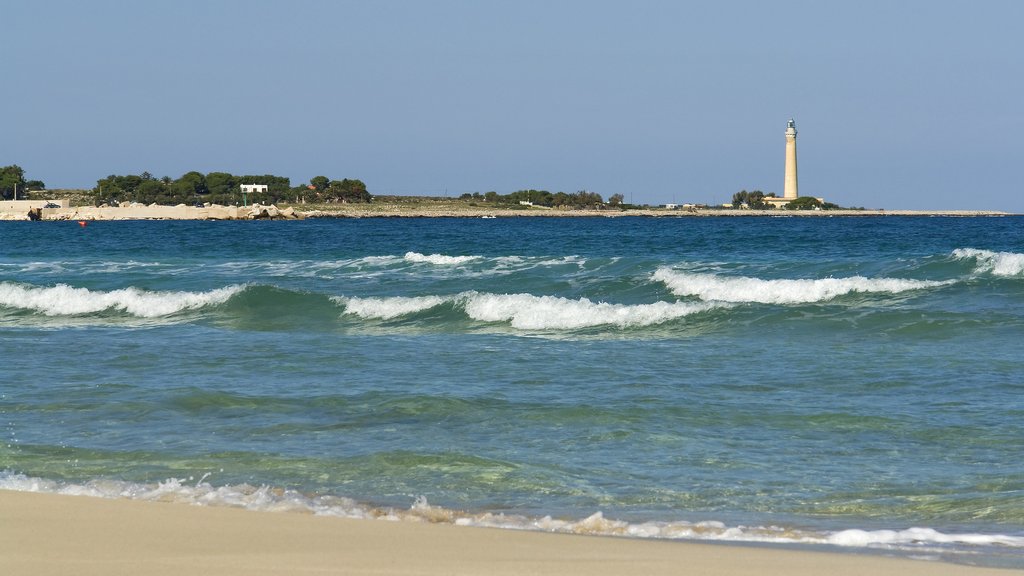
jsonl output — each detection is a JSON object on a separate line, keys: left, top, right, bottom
{"left": 1, "top": 215, "right": 1022, "bottom": 568}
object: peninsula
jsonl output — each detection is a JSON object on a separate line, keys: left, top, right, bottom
{"left": 0, "top": 198, "right": 1010, "bottom": 221}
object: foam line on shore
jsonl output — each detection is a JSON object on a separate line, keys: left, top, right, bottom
{"left": 6, "top": 488, "right": 1016, "bottom": 576}
{"left": 2, "top": 473, "right": 1021, "bottom": 562}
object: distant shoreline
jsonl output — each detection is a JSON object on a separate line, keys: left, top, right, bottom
{"left": 0, "top": 202, "right": 1014, "bottom": 221}
{"left": 304, "top": 208, "right": 1014, "bottom": 219}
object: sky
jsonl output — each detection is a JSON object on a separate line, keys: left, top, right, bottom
{"left": 4, "top": 0, "right": 1023, "bottom": 211}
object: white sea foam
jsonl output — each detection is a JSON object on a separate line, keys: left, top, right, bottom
{"left": 825, "top": 527, "right": 1024, "bottom": 548}
{"left": 336, "top": 295, "right": 452, "bottom": 319}
{"left": 652, "top": 268, "right": 953, "bottom": 304}
{"left": 952, "top": 248, "right": 1024, "bottom": 276}
{"left": 334, "top": 291, "right": 719, "bottom": 329}
{"left": 462, "top": 293, "right": 718, "bottom": 329}
{"left": 404, "top": 252, "right": 481, "bottom": 265}
{"left": 0, "top": 282, "right": 244, "bottom": 317}
{"left": 3, "top": 472, "right": 1021, "bottom": 554}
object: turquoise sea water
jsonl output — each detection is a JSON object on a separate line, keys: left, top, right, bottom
{"left": 1, "top": 216, "right": 1022, "bottom": 567}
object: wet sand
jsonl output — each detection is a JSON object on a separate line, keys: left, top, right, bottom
{"left": 1, "top": 490, "right": 1016, "bottom": 576}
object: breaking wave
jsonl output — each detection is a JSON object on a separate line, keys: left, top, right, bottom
{"left": 3, "top": 472, "right": 1021, "bottom": 556}
{"left": 461, "top": 292, "right": 719, "bottom": 329}
{"left": 339, "top": 294, "right": 451, "bottom": 320}
{"left": 652, "top": 268, "right": 953, "bottom": 304}
{"left": 0, "top": 282, "right": 245, "bottom": 318}
{"left": 952, "top": 248, "right": 1024, "bottom": 277}
{"left": 334, "top": 292, "right": 722, "bottom": 329}
{"left": 403, "top": 252, "right": 481, "bottom": 265}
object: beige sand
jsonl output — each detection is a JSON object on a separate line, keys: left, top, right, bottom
{"left": 1, "top": 490, "right": 1016, "bottom": 576}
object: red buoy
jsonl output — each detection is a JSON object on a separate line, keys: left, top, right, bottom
{"left": 78, "top": 221, "right": 88, "bottom": 227}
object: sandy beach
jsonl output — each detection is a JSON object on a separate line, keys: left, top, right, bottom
{"left": 1, "top": 490, "right": 1017, "bottom": 576}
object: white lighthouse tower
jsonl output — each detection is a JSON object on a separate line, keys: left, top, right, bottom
{"left": 783, "top": 118, "right": 798, "bottom": 200}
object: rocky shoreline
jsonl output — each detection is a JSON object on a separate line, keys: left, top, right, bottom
{"left": 0, "top": 202, "right": 1012, "bottom": 221}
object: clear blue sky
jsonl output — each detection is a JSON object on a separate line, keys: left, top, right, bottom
{"left": 5, "top": 1, "right": 1022, "bottom": 211}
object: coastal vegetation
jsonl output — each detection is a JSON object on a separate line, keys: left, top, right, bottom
{"left": 732, "top": 189, "right": 846, "bottom": 211}
{"left": 5, "top": 164, "right": 866, "bottom": 214}
{"left": 1, "top": 165, "right": 45, "bottom": 200}
{"left": 93, "top": 171, "right": 370, "bottom": 206}
{"left": 458, "top": 189, "right": 607, "bottom": 209}
{"left": 784, "top": 196, "right": 842, "bottom": 211}
{"left": 731, "top": 189, "right": 775, "bottom": 209}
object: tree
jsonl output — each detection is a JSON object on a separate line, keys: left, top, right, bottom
{"left": 784, "top": 196, "right": 824, "bottom": 210}
{"left": 205, "top": 172, "right": 236, "bottom": 199}
{"left": 171, "top": 171, "right": 208, "bottom": 198}
{"left": 310, "top": 175, "right": 330, "bottom": 191}
{"left": 135, "top": 179, "right": 169, "bottom": 204}
{"left": 608, "top": 193, "right": 625, "bottom": 206}
{"left": 328, "top": 178, "right": 371, "bottom": 203}
{"left": 732, "top": 189, "right": 773, "bottom": 209}
{"left": 0, "top": 165, "right": 26, "bottom": 200}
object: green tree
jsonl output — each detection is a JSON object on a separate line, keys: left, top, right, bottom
{"left": 608, "top": 193, "right": 624, "bottom": 206}
{"left": 310, "top": 175, "right": 330, "bottom": 191}
{"left": 205, "top": 172, "right": 236, "bottom": 199}
{"left": 1, "top": 165, "right": 26, "bottom": 200}
{"left": 171, "top": 171, "right": 208, "bottom": 198}
{"left": 135, "top": 179, "right": 169, "bottom": 204}
{"left": 784, "top": 196, "right": 824, "bottom": 210}
{"left": 328, "top": 178, "right": 371, "bottom": 203}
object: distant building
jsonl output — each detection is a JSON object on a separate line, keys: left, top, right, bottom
{"left": 240, "top": 184, "right": 268, "bottom": 194}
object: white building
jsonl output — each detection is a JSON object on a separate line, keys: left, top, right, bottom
{"left": 240, "top": 184, "right": 268, "bottom": 194}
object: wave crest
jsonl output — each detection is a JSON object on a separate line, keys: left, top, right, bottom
{"left": 952, "top": 248, "right": 1024, "bottom": 276}
{"left": 652, "top": 268, "right": 951, "bottom": 304}
{"left": 403, "top": 252, "right": 481, "bottom": 265}
{"left": 0, "top": 282, "right": 245, "bottom": 317}
{"left": 336, "top": 291, "right": 719, "bottom": 329}
{"left": 334, "top": 295, "right": 452, "bottom": 320}
{"left": 462, "top": 293, "right": 717, "bottom": 329}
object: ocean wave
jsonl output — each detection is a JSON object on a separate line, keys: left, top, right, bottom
{"left": 403, "top": 252, "right": 482, "bottom": 265}
{"left": 335, "top": 292, "right": 721, "bottom": 329}
{"left": 3, "top": 473, "right": 1021, "bottom": 555}
{"left": 652, "top": 268, "right": 953, "bottom": 304}
{"left": 951, "top": 248, "right": 1024, "bottom": 277}
{"left": 461, "top": 292, "right": 719, "bottom": 329}
{"left": 0, "top": 282, "right": 245, "bottom": 318}
{"left": 337, "top": 294, "right": 452, "bottom": 320}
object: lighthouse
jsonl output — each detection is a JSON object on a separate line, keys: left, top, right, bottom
{"left": 783, "top": 118, "right": 798, "bottom": 200}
